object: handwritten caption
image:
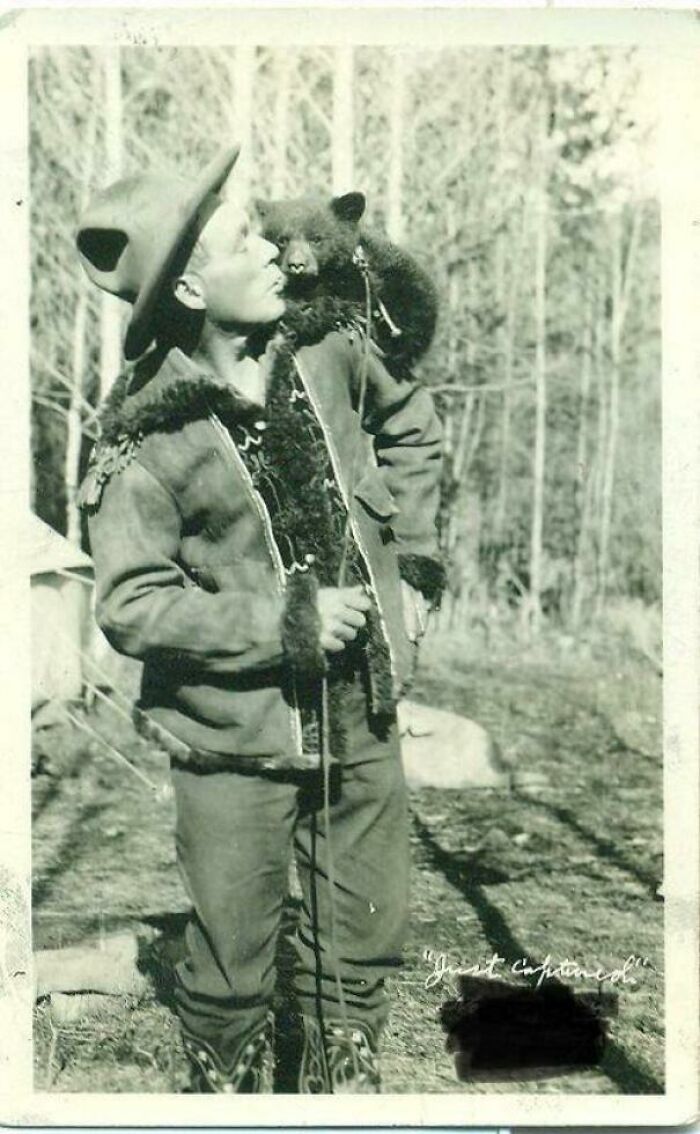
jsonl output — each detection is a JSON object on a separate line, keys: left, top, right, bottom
{"left": 423, "top": 948, "right": 653, "bottom": 991}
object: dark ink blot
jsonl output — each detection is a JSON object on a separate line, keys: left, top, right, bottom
{"left": 440, "top": 975, "right": 616, "bottom": 1081}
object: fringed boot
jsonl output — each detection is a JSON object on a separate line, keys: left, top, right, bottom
{"left": 298, "top": 1016, "right": 381, "bottom": 1094}
{"left": 182, "top": 1017, "right": 271, "bottom": 1094}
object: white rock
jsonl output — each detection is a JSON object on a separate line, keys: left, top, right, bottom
{"left": 398, "top": 701, "right": 510, "bottom": 790}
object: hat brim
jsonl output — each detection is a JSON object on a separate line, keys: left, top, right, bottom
{"left": 124, "top": 145, "right": 240, "bottom": 361}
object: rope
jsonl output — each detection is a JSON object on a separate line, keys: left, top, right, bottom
{"left": 62, "top": 706, "right": 161, "bottom": 795}
{"left": 32, "top": 608, "right": 163, "bottom": 796}
{"left": 319, "top": 244, "right": 375, "bottom": 1087}
{"left": 81, "top": 676, "right": 141, "bottom": 731}
{"left": 336, "top": 245, "right": 373, "bottom": 589}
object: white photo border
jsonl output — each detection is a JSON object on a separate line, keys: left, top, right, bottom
{"left": 0, "top": 7, "right": 697, "bottom": 1126}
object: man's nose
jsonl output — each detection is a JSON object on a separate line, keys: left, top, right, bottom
{"left": 256, "top": 235, "right": 280, "bottom": 263}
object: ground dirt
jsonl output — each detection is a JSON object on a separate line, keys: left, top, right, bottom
{"left": 32, "top": 636, "right": 663, "bottom": 1094}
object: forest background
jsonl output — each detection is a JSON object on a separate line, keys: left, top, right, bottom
{"left": 29, "top": 43, "right": 661, "bottom": 658}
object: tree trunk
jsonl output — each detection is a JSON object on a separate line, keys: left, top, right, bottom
{"left": 465, "top": 259, "right": 486, "bottom": 481}
{"left": 596, "top": 205, "right": 642, "bottom": 615}
{"left": 493, "top": 50, "right": 511, "bottom": 538}
{"left": 386, "top": 50, "right": 405, "bottom": 244}
{"left": 66, "top": 287, "right": 88, "bottom": 546}
{"left": 332, "top": 46, "right": 354, "bottom": 193}
{"left": 445, "top": 199, "right": 460, "bottom": 385}
{"left": 570, "top": 285, "right": 594, "bottom": 627}
{"left": 494, "top": 204, "right": 526, "bottom": 538}
{"left": 67, "top": 102, "right": 99, "bottom": 544}
{"left": 591, "top": 279, "right": 608, "bottom": 595}
{"left": 227, "top": 46, "right": 256, "bottom": 201}
{"left": 452, "top": 260, "right": 481, "bottom": 486}
{"left": 526, "top": 92, "right": 550, "bottom": 636}
{"left": 440, "top": 199, "right": 462, "bottom": 559}
{"left": 99, "top": 46, "right": 123, "bottom": 397}
{"left": 271, "top": 53, "right": 291, "bottom": 198}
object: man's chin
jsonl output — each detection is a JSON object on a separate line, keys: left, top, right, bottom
{"left": 259, "top": 296, "right": 286, "bottom": 323}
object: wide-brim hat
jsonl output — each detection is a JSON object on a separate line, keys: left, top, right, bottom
{"left": 76, "top": 145, "right": 240, "bottom": 360}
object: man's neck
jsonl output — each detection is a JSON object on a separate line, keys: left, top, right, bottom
{"left": 193, "top": 322, "right": 275, "bottom": 405}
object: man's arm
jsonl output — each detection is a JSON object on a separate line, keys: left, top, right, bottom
{"left": 352, "top": 337, "right": 445, "bottom": 609}
{"left": 88, "top": 456, "right": 290, "bottom": 675}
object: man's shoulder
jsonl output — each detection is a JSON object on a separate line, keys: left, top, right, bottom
{"left": 79, "top": 349, "right": 233, "bottom": 511}
{"left": 295, "top": 325, "right": 356, "bottom": 354}
{"left": 293, "top": 326, "right": 358, "bottom": 378}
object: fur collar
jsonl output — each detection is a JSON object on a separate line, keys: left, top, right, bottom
{"left": 96, "top": 302, "right": 359, "bottom": 447}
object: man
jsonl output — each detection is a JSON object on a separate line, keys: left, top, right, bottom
{"left": 77, "top": 145, "right": 443, "bottom": 1093}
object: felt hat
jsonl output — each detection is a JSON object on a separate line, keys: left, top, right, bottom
{"left": 76, "top": 145, "right": 240, "bottom": 360}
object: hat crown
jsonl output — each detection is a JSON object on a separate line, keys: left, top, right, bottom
{"left": 75, "top": 145, "right": 240, "bottom": 360}
{"left": 77, "top": 173, "right": 195, "bottom": 301}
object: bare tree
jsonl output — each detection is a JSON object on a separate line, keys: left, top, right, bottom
{"left": 332, "top": 46, "right": 354, "bottom": 193}
{"left": 271, "top": 53, "right": 291, "bottom": 198}
{"left": 386, "top": 49, "right": 405, "bottom": 245}
{"left": 494, "top": 202, "right": 527, "bottom": 538}
{"left": 226, "top": 46, "right": 256, "bottom": 201}
{"left": 596, "top": 204, "right": 643, "bottom": 614}
{"left": 66, "top": 103, "right": 100, "bottom": 546}
{"left": 571, "top": 283, "right": 594, "bottom": 627}
{"left": 99, "top": 46, "right": 123, "bottom": 398}
{"left": 525, "top": 81, "right": 551, "bottom": 635}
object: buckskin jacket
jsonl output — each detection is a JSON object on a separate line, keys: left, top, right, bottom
{"left": 80, "top": 323, "right": 443, "bottom": 772}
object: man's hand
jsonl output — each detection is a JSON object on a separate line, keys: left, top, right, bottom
{"left": 401, "top": 581, "right": 430, "bottom": 644}
{"left": 318, "top": 586, "right": 371, "bottom": 653}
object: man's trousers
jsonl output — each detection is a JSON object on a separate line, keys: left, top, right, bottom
{"left": 170, "top": 681, "right": 410, "bottom": 1093}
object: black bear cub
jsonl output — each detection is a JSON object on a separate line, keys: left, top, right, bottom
{"left": 255, "top": 191, "right": 438, "bottom": 369}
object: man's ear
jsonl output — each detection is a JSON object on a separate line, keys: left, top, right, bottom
{"left": 172, "top": 273, "right": 206, "bottom": 311}
{"left": 331, "top": 192, "right": 366, "bottom": 224}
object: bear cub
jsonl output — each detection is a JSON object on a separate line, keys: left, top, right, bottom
{"left": 255, "top": 191, "right": 438, "bottom": 369}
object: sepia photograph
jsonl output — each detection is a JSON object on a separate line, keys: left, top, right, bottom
{"left": 0, "top": 5, "right": 697, "bottom": 1125}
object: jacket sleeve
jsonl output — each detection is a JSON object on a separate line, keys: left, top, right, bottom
{"left": 87, "top": 456, "right": 289, "bottom": 675}
{"left": 351, "top": 336, "right": 446, "bottom": 605}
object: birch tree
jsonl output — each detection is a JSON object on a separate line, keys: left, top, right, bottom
{"left": 66, "top": 103, "right": 99, "bottom": 546}
{"left": 226, "top": 46, "right": 256, "bottom": 201}
{"left": 596, "top": 203, "right": 643, "bottom": 614}
{"left": 271, "top": 53, "right": 291, "bottom": 198}
{"left": 332, "top": 46, "right": 354, "bottom": 194}
{"left": 570, "top": 282, "right": 594, "bottom": 626}
{"left": 524, "top": 72, "right": 552, "bottom": 635}
{"left": 386, "top": 50, "right": 405, "bottom": 245}
{"left": 99, "top": 46, "right": 123, "bottom": 398}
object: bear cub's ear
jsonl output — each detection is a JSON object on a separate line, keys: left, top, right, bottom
{"left": 331, "top": 192, "right": 366, "bottom": 224}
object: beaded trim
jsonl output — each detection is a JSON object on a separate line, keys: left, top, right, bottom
{"left": 299, "top": 1016, "right": 380, "bottom": 1094}
{"left": 182, "top": 1017, "right": 269, "bottom": 1094}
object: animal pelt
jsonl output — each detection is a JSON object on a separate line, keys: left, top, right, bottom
{"left": 256, "top": 192, "right": 438, "bottom": 372}
{"left": 281, "top": 570, "right": 325, "bottom": 682}
{"left": 249, "top": 335, "right": 395, "bottom": 723}
{"left": 397, "top": 552, "right": 447, "bottom": 610}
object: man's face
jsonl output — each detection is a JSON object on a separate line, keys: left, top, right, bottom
{"left": 193, "top": 200, "right": 286, "bottom": 327}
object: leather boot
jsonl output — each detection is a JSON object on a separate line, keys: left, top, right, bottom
{"left": 182, "top": 1017, "right": 270, "bottom": 1093}
{"left": 298, "top": 1016, "right": 381, "bottom": 1094}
